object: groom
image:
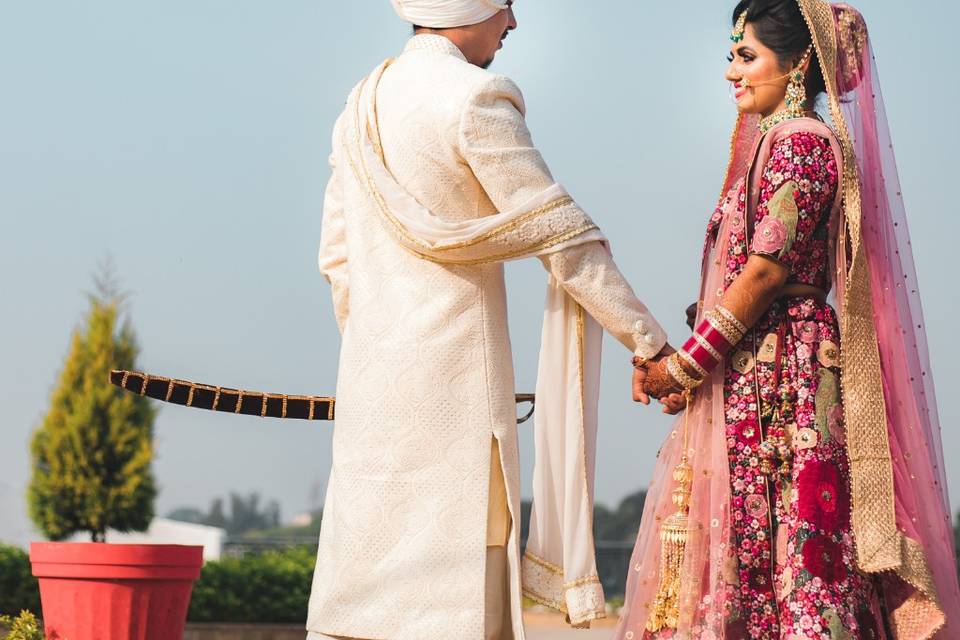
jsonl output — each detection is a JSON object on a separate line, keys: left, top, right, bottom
{"left": 306, "top": 2, "right": 669, "bottom": 639}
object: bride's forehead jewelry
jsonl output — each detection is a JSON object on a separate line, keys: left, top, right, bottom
{"left": 731, "top": 10, "right": 748, "bottom": 43}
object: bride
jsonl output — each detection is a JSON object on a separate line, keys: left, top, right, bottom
{"left": 621, "top": 0, "right": 960, "bottom": 637}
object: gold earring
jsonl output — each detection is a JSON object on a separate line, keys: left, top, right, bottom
{"left": 785, "top": 47, "right": 813, "bottom": 117}
{"left": 785, "top": 68, "right": 807, "bottom": 117}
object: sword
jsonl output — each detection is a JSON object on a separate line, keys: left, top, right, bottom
{"left": 110, "top": 370, "right": 537, "bottom": 424}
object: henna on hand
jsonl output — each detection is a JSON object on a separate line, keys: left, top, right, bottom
{"left": 642, "top": 359, "right": 684, "bottom": 399}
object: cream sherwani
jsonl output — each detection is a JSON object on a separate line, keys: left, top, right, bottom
{"left": 307, "top": 35, "right": 666, "bottom": 640}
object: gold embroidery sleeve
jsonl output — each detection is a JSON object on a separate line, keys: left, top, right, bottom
{"left": 541, "top": 243, "right": 667, "bottom": 359}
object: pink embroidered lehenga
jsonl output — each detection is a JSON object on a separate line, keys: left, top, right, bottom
{"left": 616, "top": 2, "right": 960, "bottom": 639}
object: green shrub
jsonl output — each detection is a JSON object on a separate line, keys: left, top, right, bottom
{"left": 188, "top": 547, "right": 314, "bottom": 623}
{"left": 28, "top": 273, "right": 156, "bottom": 542}
{"left": 0, "top": 611, "right": 44, "bottom": 640}
{"left": 0, "top": 546, "right": 40, "bottom": 616}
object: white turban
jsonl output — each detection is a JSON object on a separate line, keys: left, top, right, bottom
{"left": 391, "top": 0, "right": 510, "bottom": 28}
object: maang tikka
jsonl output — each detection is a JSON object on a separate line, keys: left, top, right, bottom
{"left": 731, "top": 10, "right": 747, "bottom": 43}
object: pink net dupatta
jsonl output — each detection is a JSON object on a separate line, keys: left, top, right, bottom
{"left": 616, "top": 2, "right": 960, "bottom": 638}
{"left": 828, "top": 3, "right": 960, "bottom": 637}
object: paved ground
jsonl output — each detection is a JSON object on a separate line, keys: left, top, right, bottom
{"left": 527, "top": 630, "right": 614, "bottom": 639}
{"left": 523, "top": 611, "right": 618, "bottom": 639}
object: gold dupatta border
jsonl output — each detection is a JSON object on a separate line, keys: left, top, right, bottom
{"left": 520, "top": 304, "right": 606, "bottom": 627}
{"left": 340, "top": 63, "right": 598, "bottom": 267}
{"left": 799, "top": 0, "right": 944, "bottom": 634}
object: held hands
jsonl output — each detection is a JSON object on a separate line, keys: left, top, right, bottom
{"left": 632, "top": 346, "right": 701, "bottom": 416}
{"left": 632, "top": 345, "right": 678, "bottom": 405}
{"left": 641, "top": 355, "right": 692, "bottom": 415}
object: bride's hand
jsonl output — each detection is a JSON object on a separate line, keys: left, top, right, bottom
{"left": 685, "top": 302, "right": 699, "bottom": 330}
{"left": 659, "top": 393, "right": 687, "bottom": 415}
{"left": 642, "top": 358, "right": 685, "bottom": 400}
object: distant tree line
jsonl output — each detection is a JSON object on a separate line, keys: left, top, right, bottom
{"left": 167, "top": 492, "right": 280, "bottom": 538}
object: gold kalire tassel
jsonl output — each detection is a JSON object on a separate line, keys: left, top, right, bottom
{"left": 647, "top": 392, "right": 694, "bottom": 633}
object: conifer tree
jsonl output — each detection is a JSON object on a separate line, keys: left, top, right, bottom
{"left": 28, "top": 264, "right": 156, "bottom": 542}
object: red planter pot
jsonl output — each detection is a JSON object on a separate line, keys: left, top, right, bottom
{"left": 30, "top": 542, "right": 203, "bottom": 640}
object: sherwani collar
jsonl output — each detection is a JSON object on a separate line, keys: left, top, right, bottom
{"left": 402, "top": 34, "right": 468, "bottom": 63}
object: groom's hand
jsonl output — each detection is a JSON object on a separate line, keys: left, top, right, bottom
{"left": 632, "top": 365, "right": 650, "bottom": 404}
{"left": 659, "top": 393, "right": 687, "bottom": 415}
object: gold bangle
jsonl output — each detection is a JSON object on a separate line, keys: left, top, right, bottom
{"left": 716, "top": 305, "right": 748, "bottom": 335}
{"left": 678, "top": 348, "right": 709, "bottom": 379}
{"left": 706, "top": 310, "right": 743, "bottom": 346}
{"left": 715, "top": 309, "right": 745, "bottom": 340}
{"left": 667, "top": 353, "right": 702, "bottom": 391}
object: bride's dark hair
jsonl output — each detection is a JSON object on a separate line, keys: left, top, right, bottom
{"left": 733, "top": 0, "right": 827, "bottom": 98}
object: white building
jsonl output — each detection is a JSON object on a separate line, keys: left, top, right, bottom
{"left": 86, "top": 518, "right": 226, "bottom": 562}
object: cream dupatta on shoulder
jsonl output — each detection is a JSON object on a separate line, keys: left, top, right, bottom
{"left": 338, "top": 60, "right": 609, "bottom": 625}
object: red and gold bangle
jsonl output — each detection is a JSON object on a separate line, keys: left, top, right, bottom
{"left": 692, "top": 332, "right": 723, "bottom": 362}
{"left": 678, "top": 348, "right": 709, "bottom": 379}
{"left": 678, "top": 306, "right": 748, "bottom": 378}
{"left": 705, "top": 310, "right": 744, "bottom": 346}
{"left": 682, "top": 327, "right": 721, "bottom": 370}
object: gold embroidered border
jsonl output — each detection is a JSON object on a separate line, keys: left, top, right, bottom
{"left": 343, "top": 67, "right": 596, "bottom": 267}
{"left": 521, "top": 554, "right": 606, "bottom": 625}
{"left": 343, "top": 121, "right": 595, "bottom": 265}
{"left": 800, "top": 0, "right": 900, "bottom": 570}
{"left": 565, "top": 574, "right": 601, "bottom": 589}
{"left": 798, "top": 2, "right": 946, "bottom": 636}
{"left": 564, "top": 576, "right": 606, "bottom": 626}
{"left": 522, "top": 552, "right": 566, "bottom": 613}
{"left": 523, "top": 550, "right": 562, "bottom": 575}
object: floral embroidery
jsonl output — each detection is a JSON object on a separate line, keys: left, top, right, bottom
{"left": 751, "top": 181, "right": 800, "bottom": 258}
{"left": 731, "top": 350, "right": 755, "bottom": 374}
{"left": 817, "top": 339, "right": 841, "bottom": 368}
{"left": 795, "top": 428, "right": 819, "bottom": 450}
{"left": 801, "top": 534, "right": 842, "bottom": 583}
{"left": 797, "top": 460, "right": 850, "bottom": 531}
{"left": 697, "top": 131, "right": 878, "bottom": 639}
{"left": 754, "top": 216, "right": 789, "bottom": 255}
{"left": 799, "top": 322, "right": 818, "bottom": 344}
{"left": 757, "top": 332, "right": 778, "bottom": 363}
{"left": 828, "top": 405, "right": 846, "bottom": 444}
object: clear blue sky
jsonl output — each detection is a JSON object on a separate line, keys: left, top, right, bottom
{"left": 2, "top": 1, "right": 957, "bottom": 544}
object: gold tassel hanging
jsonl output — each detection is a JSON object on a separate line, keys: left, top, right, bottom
{"left": 647, "top": 392, "right": 694, "bottom": 633}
